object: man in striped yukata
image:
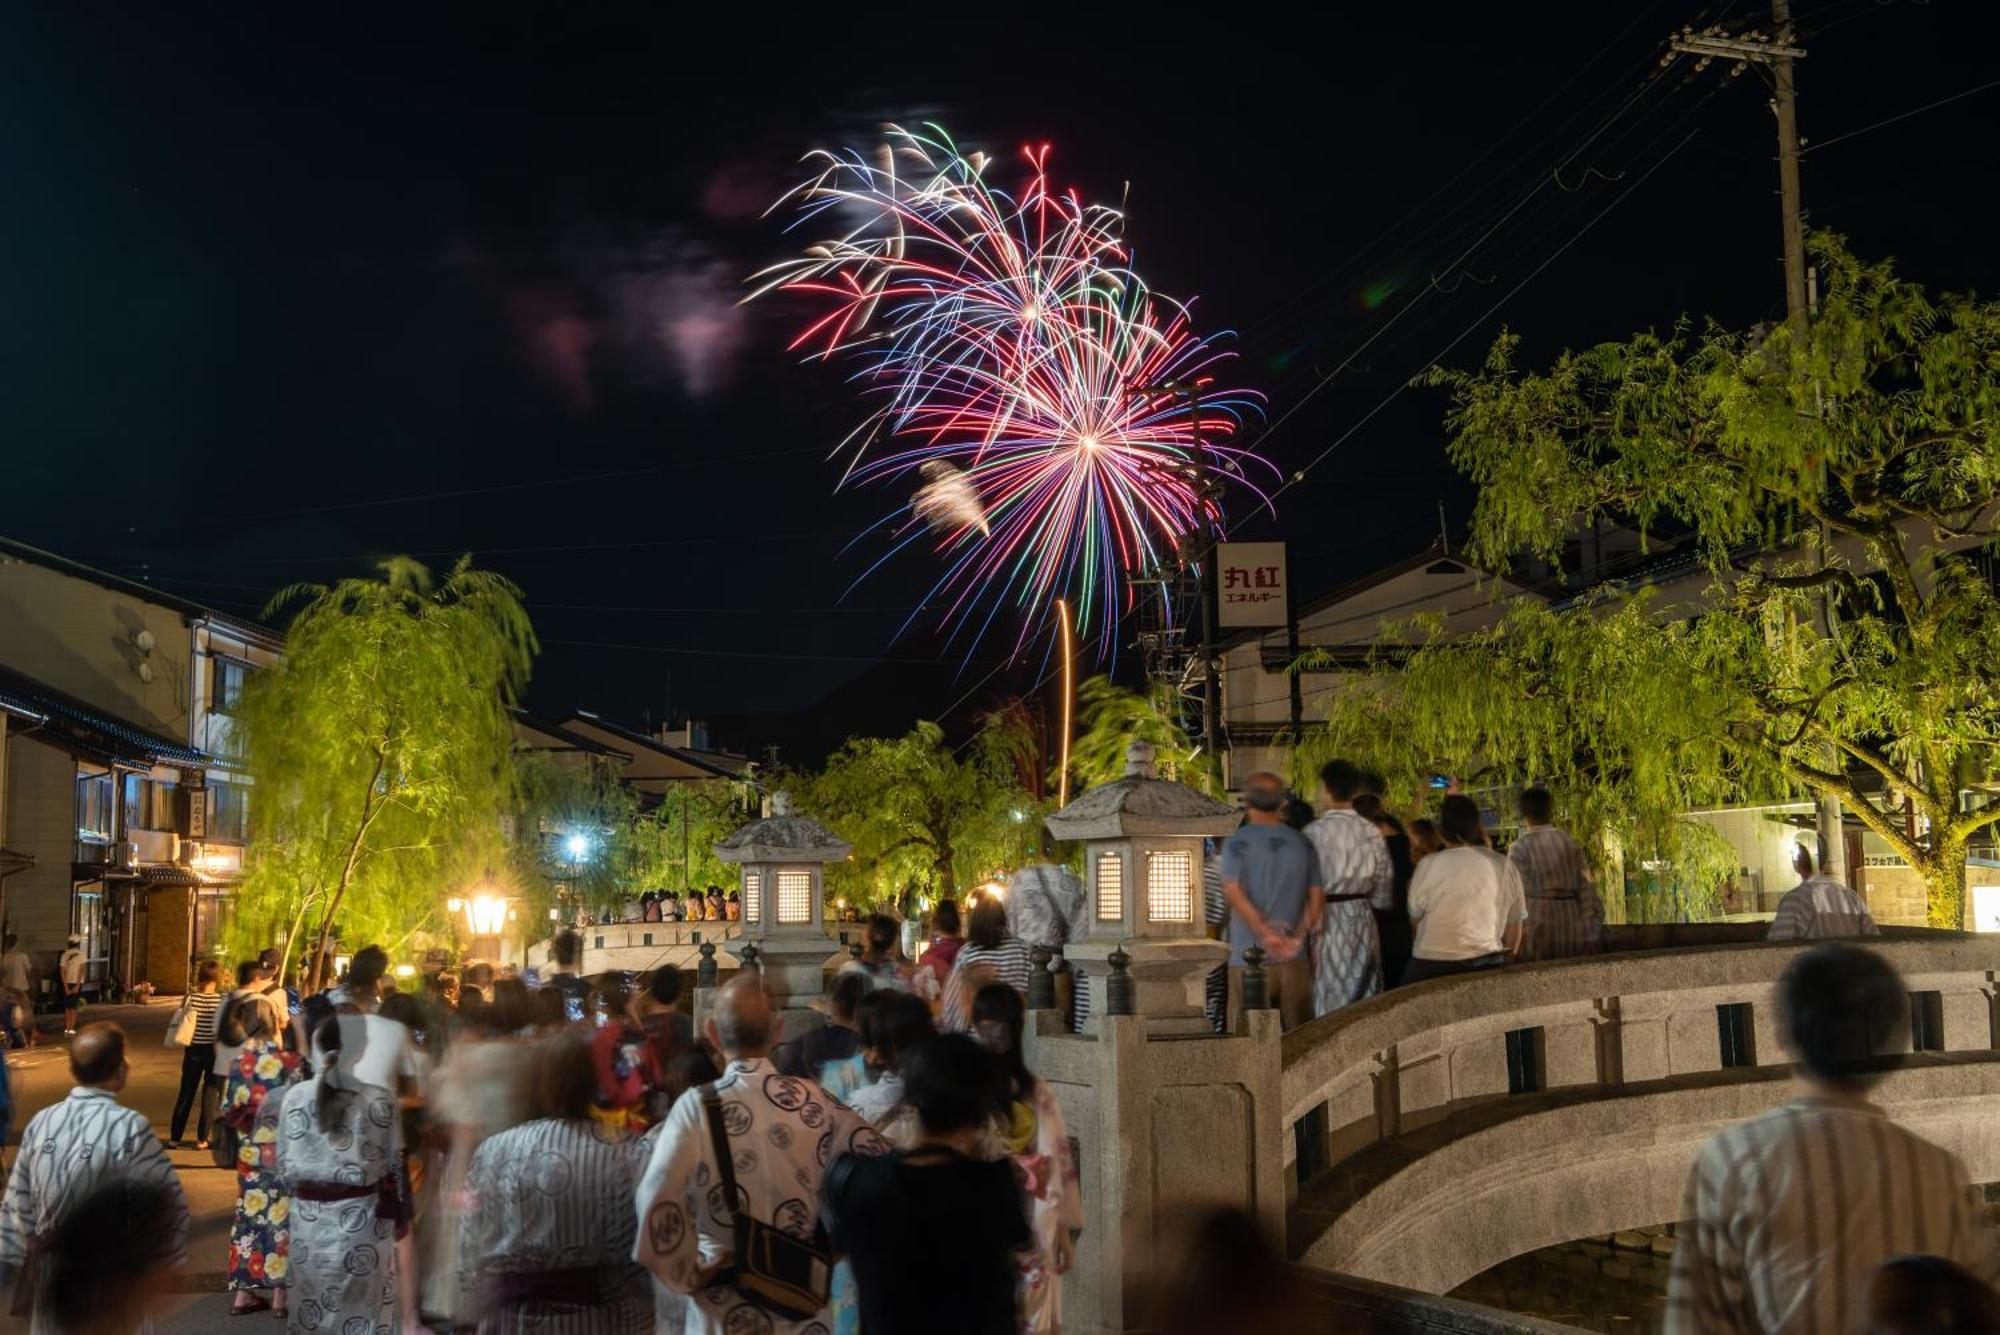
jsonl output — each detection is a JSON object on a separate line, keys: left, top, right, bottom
{"left": 1509, "top": 787, "right": 1606, "bottom": 961}
{"left": 1667, "top": 944, "right": 1997, "bottom": 1335}
{"left": 1768, "top": 843, "right": 1878, "bottom": 942}
{"left": 1304, "top": 759, "right": 1392, "bottom": 1018}
{"left": 0, "top": 1023, "right": 189, "bottom": 1334}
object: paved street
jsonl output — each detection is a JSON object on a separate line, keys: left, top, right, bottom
{"left": 1, "top": 1000, "right": 242, "bottom": 1331}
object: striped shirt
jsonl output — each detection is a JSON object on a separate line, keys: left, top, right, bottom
{"left": 461, "top": 1118, "right": 652, "bottom": 1333}
{"left": 1509, "top": 825, "right": 1606, "bottom": 960}
{"left": 941, "top": 937, "right": 1034, "bottom": 1032}
{"left": 1768, "top": 876, "right": 1879, "bottom": 942}
{"left": 186, "top": 990, "right": 223, "bottom": 1044}
{"left": 1666, "top": 1094, "right": 1997, "bottom": 1335}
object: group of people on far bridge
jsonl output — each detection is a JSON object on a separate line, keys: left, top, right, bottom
{"left": 1214, "top": 760, "right": 1882, "bottom": 1032}
{"left": 1214, "top": 761, "right": 1610, "bottom": 1029}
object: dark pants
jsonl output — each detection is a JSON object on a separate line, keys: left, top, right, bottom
{"left": 170, "top": 1042, "right": 221, "bottom": 1142}
{"left": 1401, "top": 952, "right": 1507, "bottom": 985}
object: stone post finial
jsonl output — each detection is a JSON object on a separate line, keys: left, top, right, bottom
{"left": 696, "top": 940, "right": 718, "bottom": 988}
{"left": 771, "top": 791, "right": 793, "bottom": 818}
{"left": 1105, "top": 946, "right": 1134, "bottom": 1015}
{"left": 739, "top": 941, "right": 762, "bottom": 973}
{"left": 1240, "top": 945, "right": 1269, "bottom": 1019}
{"left": 1027, "top": 944, "right": 1056, "bottom": 1010}
{"left": 1123, "top": 739, "right": 1157, "bottom": 780}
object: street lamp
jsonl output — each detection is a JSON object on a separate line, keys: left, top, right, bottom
{"left": 564, "top": 833, "right": 591, "bottom": 862}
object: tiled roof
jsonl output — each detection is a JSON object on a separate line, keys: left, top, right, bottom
{"left": 0, "top": 663, "right": 213, "bottom": 768}
{"left": 562, "top": 711, "right": 752, "bottom": 781}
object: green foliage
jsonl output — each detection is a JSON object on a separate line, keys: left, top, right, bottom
{"left": 1423, "top": 237, "right": 2000, "bottom": 926}
{"left": 228, "top": 557, "right": 536, "bottom": 981}
{"left": 506, "top": 755, "right": 745, "bottom": 924}
{"left": 792, "top": 720, "right": 1039, "bottom": 911}
{"left": 1068, "top": 675, "right": 1214, "bottom": 795}
{"left": 1301, "top": 599, "right": 1771, "bottom": 919}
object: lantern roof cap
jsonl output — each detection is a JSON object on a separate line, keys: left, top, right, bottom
{"left": 715, "top": 791, "right": 851, "bottom": 865}
{"left": 1044, "top": 741, "right": 1239, "bottom": 842}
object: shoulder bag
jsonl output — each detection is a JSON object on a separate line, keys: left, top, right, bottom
{"left": 699, "top": 1083, "right": 833, "bottom": 1321}
{"left": 164, "top": 998, "right": 197, "bottom": 1048}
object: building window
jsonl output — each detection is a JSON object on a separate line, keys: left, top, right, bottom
{"left": 75, "top": 772, "right": 114, "bottom": 842}
{"left": 121, "top": 775, "right": 178, "bottom": 832}
{"left": 742, "top": 870, "right": 760, "bottom": 923}
{"left": 1910, "top": 991, "right": 1945, "bottom": 1052}
{"left": 1095, "top": 851, "right": 1123, "bottom": 921}
{"left": 73, "top": 890, "right": 105, "bottom": 973}
{"left": 1716, "top": 1003, "right": 1757, "bottom": 1068}
{"left": 776, "top": 870, "right": 813, "bottom": 925}
{"left": 1146, "top": 850, "right": 1193, "bottom": 923}
{"left": 212, "top": 656, "right": 251, "bottom": 716}
{"left": 208, "top": 783, "right": 250, "bottom": 844}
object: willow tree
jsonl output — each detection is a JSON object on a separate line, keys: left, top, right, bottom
{"left": 1302, "top": 598, "right": 1763, "bottom": 920}
{"left": 233, "top": 557, "right": 536, "bottom": 984}
{"left": 1068, "top": 675, "right": 1213, "bottom": 795}
{"left": 1427, "top": 239, "right": 2000, "bottom": 927}
{"left": 795, "top": 720, "right": 1035, "bottom": 910}
{"left": 509, "top": 754, "right": 742, "bottom": 920}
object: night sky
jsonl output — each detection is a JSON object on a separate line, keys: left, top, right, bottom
{"left": 6, "top": 2, "right": 1996, "bottom": 760}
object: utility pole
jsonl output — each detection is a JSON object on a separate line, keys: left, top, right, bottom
{"left": 1141, "top": 380, "right": 1223, "bottom": 779}
{"left": 1672, "top": 3, "right": 1847, "bottom": 885}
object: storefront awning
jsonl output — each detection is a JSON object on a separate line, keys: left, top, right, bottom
{"left": 139, "top": 865, "right": 205, "bottom": 887}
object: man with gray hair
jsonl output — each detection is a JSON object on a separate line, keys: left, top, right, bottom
{"left": 635, "top": 973, "right": 890, "bottom": 1334}
{"left": 1221, "top": 772, "right": 1324, "bottom": 1030}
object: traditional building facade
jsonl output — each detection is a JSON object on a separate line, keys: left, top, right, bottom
{"left": 0, "top": 538, "right": 282, "bottom": 994}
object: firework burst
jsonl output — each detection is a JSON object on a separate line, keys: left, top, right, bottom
{"left": 752, "top": 123, "right": 1269, "bottom": 660}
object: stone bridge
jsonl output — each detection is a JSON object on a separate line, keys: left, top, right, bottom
{"left": 1280, "top": 929, "right": 2000, "bottom": 1295}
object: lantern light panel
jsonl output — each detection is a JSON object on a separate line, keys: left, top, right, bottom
{"left": 1146, "top": 849, "right": 1194, "bottom": 922}
{"left": 1095, "top": 850, "right": 1123, "bottom": 922}
{"left": 776, "top": 870, "right": 814, "bottom": 924}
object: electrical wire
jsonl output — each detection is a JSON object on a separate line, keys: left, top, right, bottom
{"left": 1803, "top": 77, "right": 2000, "bottom": 154}
{"left": 1266, "top": 126, "right": 1706, "bottom": 503}
{"left": 227, "top": 447, "right": 827, "bottom": 524}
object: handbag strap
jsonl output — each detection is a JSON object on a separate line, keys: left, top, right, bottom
{"left": 698, "top": 1083, "right": 738, "bottom": 1223}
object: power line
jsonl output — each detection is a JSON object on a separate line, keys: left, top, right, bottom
{"left": 1803, "top": 77, "right": 2000, "bottom": 154}
{"left": 230, "top": 446, "right": 828, "bottom": 524}
{"left": 537, "top": 637, "right": 1012, "bottom": 666}
{"left": 1268, "top": 126, "right": 1706, "bottom": 502}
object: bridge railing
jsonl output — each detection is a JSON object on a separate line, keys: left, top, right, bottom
{"left": 1279, "top": 928, "right": 1996, "bottom": 1190}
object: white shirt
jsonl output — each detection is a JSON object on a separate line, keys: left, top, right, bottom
{"left": 56, "top": 948, "right": 84, "bottom": 988}
{"left": 1408, "top": 846, "right": 1526, "bottom": 961}
{"left": 348, "top": 1013, "right": 418, "bottom": 1093}
{"left": 0, "top": 949, "right": 32, "bottom": 993}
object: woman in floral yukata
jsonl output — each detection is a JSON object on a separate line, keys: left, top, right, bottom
{"left": 222, "top": 981, "right": 306, "bottom": 1317}
{"left": 971, "top": 982, "right": 1083, "bottom": 1335}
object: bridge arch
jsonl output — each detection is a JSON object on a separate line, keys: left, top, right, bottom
{"left": 1280, "top": 932, "right": 1999, "bottom": 1292}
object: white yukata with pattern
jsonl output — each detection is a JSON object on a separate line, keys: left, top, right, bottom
{"left": 0, "top": 1086, "right": 189, "bottom": 1335}
{"left": 265, "top": 1071, "right": 403, "bottom": 1335}
{"left": 634, "top": 1058, "right": 890, "bottom": 1335}
{"left": 1305, "top": 808, "right": 1392, "bottom": 1017}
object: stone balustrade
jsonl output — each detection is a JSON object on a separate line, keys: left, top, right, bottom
{"left": 1277, "top": 930, "right": 2000, "bottom": 1292}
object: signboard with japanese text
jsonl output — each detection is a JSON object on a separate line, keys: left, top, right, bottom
{"left": 1216, "top": 541, "right": 1289, "bottom": 627}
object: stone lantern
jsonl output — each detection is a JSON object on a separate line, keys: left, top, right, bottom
{"left": 714, "top": 791, "right": 850, "bottom": 1035}
{"left": 1044, "top": 740, "right": 1238, "bottom": 1035}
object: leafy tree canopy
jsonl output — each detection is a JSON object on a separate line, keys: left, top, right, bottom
{"left": 1068, "top": 675, "right": 1212, "bottom": 795}
{"left": 792, "top": 720, "right": 1038, "bottom": 912}
{"left": 1421, "top": 237, "right": 2000, "bottom": 926}
{"left": 228, "top": 556, "right": 536, "bottom": 982}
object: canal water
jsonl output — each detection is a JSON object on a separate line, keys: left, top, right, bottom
{"left": 1451, "top": 1229, "right": 1674, "bottom": 1333}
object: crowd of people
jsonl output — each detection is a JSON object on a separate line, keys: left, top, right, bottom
{"left": 0, "top": 909, "right": 1083, "bottom": 1335}
{"left": 1212, "top": 759, "right": 1885, "bottom": 1035}
{"left": 0, "top": 764, "right": 1977, "bottom": 1335}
